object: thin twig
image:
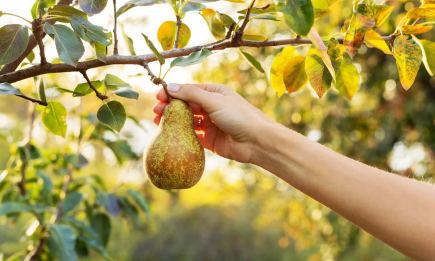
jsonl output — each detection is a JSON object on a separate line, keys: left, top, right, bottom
{"left": 412, "top": 17, "right": 423, "bottom": 25}
{"left": 79, "top": 71, "right": 108, "bottom": 100}
{"left": 226, "top": 22, "right": 236, "bottom": 39}
{"left": 0, "top": 35, "right": 396, "bottom": 85}
{"left": 173, "top": 15, "right": 182, "bottom": 49}
{"left": 33, "top": 11, "right": 47, "bottom": 65}
{"left": 233, "top": 0, "right": 256, "bottom": 44}
{"left": 113, "top": 0, "right": 119, "bottom": 55}
{"left": 15, "top": 95, "right": 48, "bottom": 106}
{"left": 141, "top": 61, "right": 172, "bottom": 102}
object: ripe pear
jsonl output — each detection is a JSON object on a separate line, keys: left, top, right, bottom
{"left": 144, "top": 98, "right": 205, "bottom": 189}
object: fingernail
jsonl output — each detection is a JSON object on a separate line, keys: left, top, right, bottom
{"left": 167, "top": 83, "right": 180, "bottom": 93}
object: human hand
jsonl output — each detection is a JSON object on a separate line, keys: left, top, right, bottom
{"left": 152, "top": 83, "right": 275, "bottom": 163}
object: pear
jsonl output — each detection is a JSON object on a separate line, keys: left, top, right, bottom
{"left": 144, "top": 98, "right": 205, "bottom": 189}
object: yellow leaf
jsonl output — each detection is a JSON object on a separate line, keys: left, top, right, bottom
{"left": 414, "top": 37, "right": 435, "bottom": 77}
{"left": 364, "top": 29, "right": 392, "bottom": 54}
{"left": 394, "top": 35, "right": 422, "bottom": 90}
{"left": 283, "top": 56, "right": 308, "bottom": 94}
{"left": 200, "top": 9, "right": 226, "bottom": 40}
{"left": 242, "top": 35, "right": 268, "bottom": 41}
{"left": 343, "top": 4, "right": 375, "bottom": 58}
{"left": 399, "top": 25, "right": 433, "bottom": 35}
{"left": 270, "top": 46, "right": 299, "bottom": 97}
{"left": 335, "top": 59, "right": 360, "bottom": 100}
{"left": 157, "top": 21, "right": 191, "bottom": 51}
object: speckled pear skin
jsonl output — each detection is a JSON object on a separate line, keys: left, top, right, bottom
{"left": 144, "top": 99, "right": 205, "bottom": 189}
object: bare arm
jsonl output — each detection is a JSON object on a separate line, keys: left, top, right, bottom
{"left": 154, "top": 83, "right": 435, "bottom": 260}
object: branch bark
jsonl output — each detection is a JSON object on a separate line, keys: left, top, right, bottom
{"left": 79, "top": 71, "right": 108, "bottom": 100}
{"left": 142, "top": 61, "right": 172, "bottom": 102}
{"left": 113, "top": 0, "right": 119, "bottom": 55}
{"left": 0, "top": 0, "right": 73, "bottom": 74}
{"left": 233, "top": 0, "right": 256, "bottom": 44}
{"left": 32, "top": 13, "right": 47, "bottom": 65}
{"left": 173, "top": 15, "right": 182, "bottom": 49}
{"left": 0, "top": 36, "right": 395, "bottom": 85}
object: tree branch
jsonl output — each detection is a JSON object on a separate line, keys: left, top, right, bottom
{"left": 0, "top": 36, "right": 395, "bottom": 85}
{"left": 226, "top": 22, "right": 236, "bottom": 39}
{"left": 173, "top": 15, "right": 182, "bottom": 49}
{"left": 233, "top": 0, "right": 256, "bottom": 44}
{"left": 79, "top": 71, "right": 108, "bottom": 100}
{"left": 0, "top": 0, "right": 73, "bottom": 74}
{"left": 113, "top": 0, "right": 119, "bottom": 55}
{"left": 32, "top": 12, "right": 47, "bottom": 65}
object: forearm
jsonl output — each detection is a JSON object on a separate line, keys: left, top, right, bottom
{"left": 251, "top": 123, "right": 435, "bottom": 260}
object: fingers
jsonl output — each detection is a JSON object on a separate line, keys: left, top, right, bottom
{"left": 153, "top": 102, "right": 203, "bottom": 116}
{"left": 166, "top": 83, "right": 223, "bottom": 112}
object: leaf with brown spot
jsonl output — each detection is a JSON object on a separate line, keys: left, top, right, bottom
{"left": 270, "top": 46, "right": 299, "bottom": 97}
{"left": 343, "top": 4, "right": 375, "bottom": 58}
{"left": 371, "top": 5, "right": 394, "bottom": 27}
{"left": 335, "top": 59, "right": 360, "bottom": 100}
{"left": 406, "top": 8, "right": 435, "bottom": 18}
{"left": 394, "top": 35, "right": 422, "bottom": 90}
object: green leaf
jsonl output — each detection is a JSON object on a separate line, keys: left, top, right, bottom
{"left": 394, "top": 35, "right": 422, "bottom": 90}
{"left": 335, "top": 59, "right": 360, "bottom": 99}
{"left": 78, "top": 236, "right": 108, "bottom": 258}
{"left": 217, "top": 12, "right": 236, "bottom": 28}
{"left": 42, "top": 101, "right": 68, "bottom": 138}
{"left": 307, "top": 27, "right": 336, "bottom": 81}
{"left": 0, "top": 202, "right": 30, "bottom": 216}
{"left": 104, "top": 74, "right": 131, "bottom": 89}
{"left": 241, "top": 51, "right": 264, "bottom": 73}
{"left": 47, "top": 5, "right": 88, "bottom": 23}
{"left": 36, "top": 169, "right": 52, "bottom": 197}
{"left": 111, "top": 88, "right": 139, "bottom": 100}
{"left": 105, "top": 140, "right": 138, "bottom": 164}
{"left": 277, "top": 0, "right": 314, "bottom": 36}
{"left": 171, "top": 49, "right": 212, "bottom": 67}
{"left": 142, "top": 33, "right": 165, "bottom": 65}
{"left": 116, "top": 0, "right": 160, "bottom": 17}
{"left": 200, "top": 8, "right": 226, "bottom": 40}
{"left": 91, "top": 41, "right": 107, "bottom": 63}
{"left": 343, "top": 4, "right": 375, "bottom": 58}
{"left": 127, "top": 189, "right": 150, "bottom": 219}
{"left": 62, "top": 193, "right": 83, "bottom": 215}
{"left": 27, "top": 50, "right": 35, "bottom": 63}
{"left": 65, "top": 154, "right": 89, "bottom": 169}
{"left": 157, "top": 21, "right": 191, "bottom": 51}
{"left": 237, "top": 4, "right": 277, "bottom": 14}
{"left": 416, "top": 39, "right": 435, "bottom": 77}
{"left": 97, "top": 193, "right": 122, "bottom": 216}
{"left": 283, "top": 56, "right": 308, "bottom": 94}
{"left": 70, "top": 15, "right": 111, "bottom": 46}
{"left": 0, "top": 24, "right": 29, "bottom": 66}
{"left": 97, "top": 101, "right": 126, "bottom": 132}
{"left": 62, "top": 217, "right": 97, "bottom": 238}
{"left": 270, "top": 46, "right": 299, "bottom": 97}
{"left": 46, "top": 224, "right": 78, "bottom": 261}
{"left": 78, "top": 0, "right": 108, "bottom": 16}
{"left": 44, "top": 23, "right": 85, "bottom": 67}
{"left": 0, "top": 83, "right": 24, "bottom": 96}
{"left": 91, "top": 213, "right": 111, "bottom": 248}
{"left": 38, "top": 78, "right": 47, "bottom": 103}
{"left": 118, "top": 22, "right": 136, "bottom": 55}
{"left": 73, "top": 81, "right": 103, "bottom": 97}
{"left": 242, "top": 34, "right": 268, "bottom": 41}
{"left": 31, "top": 0, "right": 55, "bottom": 19}
{"left": 118, "top": 197, "right": 140, "bottom": 226}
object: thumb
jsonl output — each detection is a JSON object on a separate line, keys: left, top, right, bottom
{"left": 167, "top": 83, "right": 216, "bottom": 109}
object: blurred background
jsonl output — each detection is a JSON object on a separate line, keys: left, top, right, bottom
{"left": 1, "top": 0, "right": 434, "bottom": 260}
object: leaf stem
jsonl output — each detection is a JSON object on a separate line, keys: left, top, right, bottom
{"left": 2, "top": 13, "right": 33, "bottom": 24}
{"left": 162, "top": 67, "right": 173, "bottom": 80}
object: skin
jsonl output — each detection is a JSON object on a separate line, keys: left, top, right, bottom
{"left": 153, "top": 83, "right": 435, "bottom": 261}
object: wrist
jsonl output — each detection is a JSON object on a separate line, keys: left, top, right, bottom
{"left": 249, "top": 122, "right": 289, "bottom": 167}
